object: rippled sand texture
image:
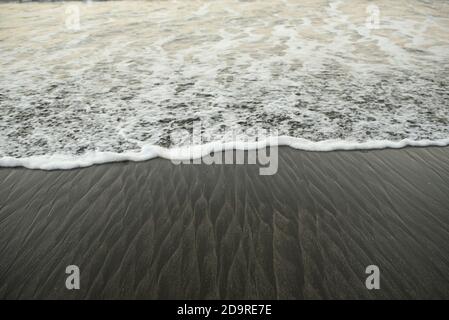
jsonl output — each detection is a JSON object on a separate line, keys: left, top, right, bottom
{"left": 1, "top": 0, "right": 449, "bottom": 158}
{"left": 1, "top": 147, "right": 449, "bottom": 299}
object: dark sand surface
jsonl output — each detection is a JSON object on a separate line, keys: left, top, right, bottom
{"left": 1, "top": 147, "right": 449, "bottom": 299}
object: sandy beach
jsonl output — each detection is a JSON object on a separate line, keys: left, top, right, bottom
{"left": 1, "top": 146, "right": 449, "bottom": 299}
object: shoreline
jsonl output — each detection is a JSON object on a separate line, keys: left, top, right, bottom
{"left": 2, "top": 137, "right": 449, "bottom": 170}
{"left": 1, "top": 146, "right": 449, "bottom": 299}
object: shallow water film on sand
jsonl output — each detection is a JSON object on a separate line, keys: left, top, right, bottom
{"left": 1, "top": 0, "right": 449, "bottom": 160}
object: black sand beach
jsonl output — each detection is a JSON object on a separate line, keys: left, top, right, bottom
{"left": 1, "top": 147, "right": 449, "bottom": 299}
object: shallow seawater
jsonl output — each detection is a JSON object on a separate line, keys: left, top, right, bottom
{"left": 0, "top": 0, "right": 449, "bottom": 160}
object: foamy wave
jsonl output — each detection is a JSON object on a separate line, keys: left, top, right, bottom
{"left": 1, "top": 1, "right": 449, "bottom": 166}
{"left": 2, "top": 137, "right": 449, "bottom": 170}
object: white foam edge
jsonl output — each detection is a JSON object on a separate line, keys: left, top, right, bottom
{"left": 1, "top": 136, "right": 449, "bottom": 170}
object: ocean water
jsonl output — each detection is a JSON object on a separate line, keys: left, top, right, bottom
{"left": 1, "top": 0, "right": 449, "bottom": 169}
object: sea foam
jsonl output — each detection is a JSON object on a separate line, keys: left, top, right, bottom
{"left": 1, "top": 0, "right": 449, "bottom": 170}
{"left": 2, "top": 137, "right": 449, "bottom": 171}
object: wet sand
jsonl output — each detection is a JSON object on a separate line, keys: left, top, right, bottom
{"left": 1, "top": 147, "right": 449, "bottom": 299}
